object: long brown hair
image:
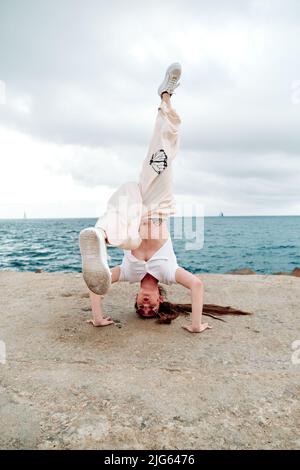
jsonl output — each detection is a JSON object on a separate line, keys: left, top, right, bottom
{"left": 135, "top": 284, "right": 252, "bottom": 323}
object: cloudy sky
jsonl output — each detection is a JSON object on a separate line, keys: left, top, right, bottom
{"left": 0, "top": 0, "right": 299, "bottom": 218}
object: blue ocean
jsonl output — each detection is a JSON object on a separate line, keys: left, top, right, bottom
{"left": 0, "top": 216, "right": 299, "bottom": 274}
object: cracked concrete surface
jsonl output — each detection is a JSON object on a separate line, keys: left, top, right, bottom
{"left": 0, "top": 272, "right": 299, "bottom": 449}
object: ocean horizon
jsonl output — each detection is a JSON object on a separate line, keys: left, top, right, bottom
{"left": 2, "top": 215, "right": 299, "bottom": 219}
{"left": 0, "top": 215, "right": 299, "bottom": 275}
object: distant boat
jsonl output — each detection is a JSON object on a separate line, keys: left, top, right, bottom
{"left": 219, "top": 212, "right": 224, "bottom": 217}
{"left": 23, "top": 211, "right": 27, "bottom": 220}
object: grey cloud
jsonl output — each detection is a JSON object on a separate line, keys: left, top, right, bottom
{"left": 1, "top": 0, "right": 300, "bottom": 215}
{"left": 173, "top": 148, "right": 300, "bottom": 212}
{"left": 1, "top": 0, "right": 300, "bottom": 153}
{"left": 50, "top": 144, "right": 147, "bottom": 188}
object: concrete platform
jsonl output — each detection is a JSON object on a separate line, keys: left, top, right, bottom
{"left": 0, "top": 272, "right": 299, "bottom": 449}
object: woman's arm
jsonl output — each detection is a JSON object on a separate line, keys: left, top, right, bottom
{"left": 87, "top": 265, "right": 121, "bottom": 327}
{"left": 175, "top": 267, "right": 212, "bottom": 333}
{"left": 111, "top": 265, "right": 121, "bottom": 283}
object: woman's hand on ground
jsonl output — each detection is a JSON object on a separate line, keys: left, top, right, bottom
{"left": 86, "top": 316, "right": 115, "bottom": 327}
{"left": 181, "top": 323, "right": 212, "bottom": 333}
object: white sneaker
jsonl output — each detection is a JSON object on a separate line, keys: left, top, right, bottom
{"left": 79, "top": 227, "right": 111, "bottom": 295}
{"left": 158, "top": 62, "right": 182, "bottom": 98}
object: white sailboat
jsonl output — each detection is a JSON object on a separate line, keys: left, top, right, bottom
{"left": 23, "top": 211, "right": 27, "bottom": 220}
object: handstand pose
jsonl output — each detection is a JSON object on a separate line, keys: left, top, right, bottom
{"left": 79, "top": 63, "right": 212, "bottom": 333}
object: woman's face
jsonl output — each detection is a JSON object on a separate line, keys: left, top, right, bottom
{"left": 135, "top": 285, "right": 163, "bottom": 317}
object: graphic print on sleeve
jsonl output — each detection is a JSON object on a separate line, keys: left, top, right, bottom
{"left": 149, "top": 149, "right": 168, "bottom": 174}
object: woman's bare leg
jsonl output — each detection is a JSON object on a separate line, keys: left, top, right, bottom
{"left": 161, "top": 91, "right": 171, "bottom": 104}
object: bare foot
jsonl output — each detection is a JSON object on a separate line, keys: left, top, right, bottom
{"left": 86, "top": 316, "right": 115, "bottom": 327}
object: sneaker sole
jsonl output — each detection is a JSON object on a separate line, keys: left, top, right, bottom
{"left": 79, "top": 228, "right": 111, "bottom": 295}
{"left": 158, "top": 62, "right": 182, "bottom": 97}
